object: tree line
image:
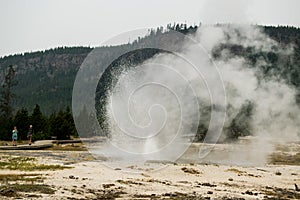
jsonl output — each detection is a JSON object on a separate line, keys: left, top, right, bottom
{"left": 0, "top": 104, "right": 76, "bottom": 141}
{"left": 0, "top": 65, "right": 77, "bottom": 141}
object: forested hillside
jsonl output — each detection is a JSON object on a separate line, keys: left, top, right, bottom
{"left": 1, "top": 25, "right": 298, "bottom": 116}
{"left": 0, "top": 47, "right": 92, "bottom": 115}
{"left": 0, "top": 24, "right": 299, "bottom": 141}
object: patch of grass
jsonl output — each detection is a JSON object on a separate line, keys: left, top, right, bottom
{"left": 0, "top": 184, "right": 55, "bottom": 197}
{"left": 0, "top": 173, "right": 44, "bottom": 183}
{"left": 269, "top": 152, "right": 300, "bottom": 165}
{"left": 116, "top": 179, "right": 144, "bottom": 185}
{"left": 30, "top": 164, "right": 69, "bottom": 171}
{"left": 46, "top": 144, "right": 87, "bottom": 151}
{"left": 221, "top": 182, "right": 241, "bottom": 188}
{"left": 181, "top": 167, "right": 202, "bottom": 175}
{"left": 262, "top": 186, "right": 300, "bottom": 199}
{"left": 95, "top": 189, "right": 127, "bottom": 199}
{"left": 0, "top": 155, "right": 71, "bottom": 171}
{"left": 226, "top": 168, "right": 245, "bottom": 174}
{"left": 226, "top": 168, "right": 261, "bottom": 178}
{"left": 9, "top": 156, "right": 35, "bottom": 162}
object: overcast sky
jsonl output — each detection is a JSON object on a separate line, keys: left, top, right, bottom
{"left": 0, "top": 0, "right": 299, "bottom": 57}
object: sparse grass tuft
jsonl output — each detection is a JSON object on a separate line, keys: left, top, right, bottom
{"left": 46, "top": 143, "right": 87, "bottom": 151}
{"left": 0, "top": 155, "right": 71, "bottom": 171}
{"left": 0, "top": 173, "right": 44, "bottom": 183}
{"left": 0, "top": 184, "right": 55, "bottom": 197}
{"left": 269, "top": 152, "right": 300, "bottom": 165}
{"left": 226, "top": 168, "right": 245, "bottom": 174}
{"left": 181, "top": 167, "right": 202, "bottom": 174}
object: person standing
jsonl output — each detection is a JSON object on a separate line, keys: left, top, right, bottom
{"left": 12, "top": 126, "right": 18, "bottom": 146}
{"left": 27, "top": 125, "right": 33, "bottom": 145}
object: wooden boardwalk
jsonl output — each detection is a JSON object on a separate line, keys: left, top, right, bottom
{"left": 0, "top": 137, "right": 106, "bottom": 150}
{"left": 0, "top": 140, "right": 53, "bottom": 150}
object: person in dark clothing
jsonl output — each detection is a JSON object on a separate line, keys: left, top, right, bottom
{"left": 27, "top": 125, "right": 33, "bottom": 145}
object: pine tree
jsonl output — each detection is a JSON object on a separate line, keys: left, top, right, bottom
{"left": 50, "top": 110, "right": 68, "bottom": 139}
{"left": 64, "top": 106, "right": 77, "bottom": 137}
{"left": 30, "top": 104, "right": 49, "bottom": 139}
{"left": 0, "top": 117, "right": 13, "bottom": 140}
{"left": 49, "top": 107, "right": 76, "bottom": 140}
{"left": 49, "top": 112, "right": 57, "bottom": 139}
{"left": 0, "top": 65, "right": 17, "bottom": 140}
{"left": 0, "top": 65, "right": 17, "bottom": 119}
{"left": 75, "top": 106, "right": 96, "bottom": 137}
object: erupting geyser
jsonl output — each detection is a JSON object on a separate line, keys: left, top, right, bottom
{"left": 73, "top": 25, "right": 300, "bottom": 168}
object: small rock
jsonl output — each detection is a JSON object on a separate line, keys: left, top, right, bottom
{"left": 69, "top": 175, "right": 75, "bottom": 179}
{"left": 207, "top": 191, "right": 213, "bottom": 194}
{"left": 228, "top": 178, "right": 233, "bottom": 181}
{"left": 275, "top": 171, "right": 282, "bottom": 176}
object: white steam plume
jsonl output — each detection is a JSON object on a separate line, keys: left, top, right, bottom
{"left": 105, "top": 24, "right": 300, "bottom": 166}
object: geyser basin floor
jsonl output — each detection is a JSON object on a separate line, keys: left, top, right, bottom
{"left": 0, "top": 141, "right": 299, "bottom": 199}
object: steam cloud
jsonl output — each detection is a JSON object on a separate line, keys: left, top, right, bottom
{"left": 105, "top": 24, "right": 300, "bottom": 166}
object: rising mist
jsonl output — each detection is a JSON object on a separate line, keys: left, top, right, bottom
{"left": 104, "top": 24, "right": 300, "bottom": 165}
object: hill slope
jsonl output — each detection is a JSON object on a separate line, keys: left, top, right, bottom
{"left": 0, "top": 25, "right": 299, "bottom": 117}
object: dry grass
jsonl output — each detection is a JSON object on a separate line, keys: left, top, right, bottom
{"left": 226, "top": 168, "right": 245, "bottom": 174}
{"left": 0, "top": 155, "right": 71, "bottom": 171}
{"left": 0, "top": 173, "right": 44, "bottom": 183}
{"left": 262, "top": 186, "right": 300, "bottom": 199}
{"left": 46, "top": 143, "right": 87, "bottom": 151}
{"left": 0, "top": 184, "right": 55, "bottom": 197}
{"left": 269, "top": 152, "right": 300, "bottom": 165}
{"left": 181, "top": 167, "right": 202, "bottom": 175}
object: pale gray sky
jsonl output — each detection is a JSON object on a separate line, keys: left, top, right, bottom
{"left": 0, "top": 0, "right": 299, "bottom": 57}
